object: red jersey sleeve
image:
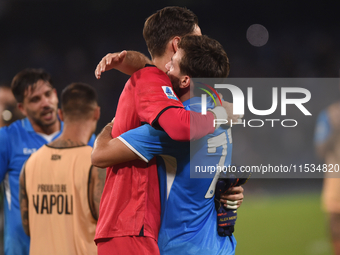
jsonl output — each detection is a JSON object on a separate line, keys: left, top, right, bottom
{"left": 134, "top": 66, "right": 184, "bottom": 125}
{"left": 133, "top": 66, "right": 215, "bottom": 142}
{"left": 158, "top": 108, "right": 215, "bottom": 141}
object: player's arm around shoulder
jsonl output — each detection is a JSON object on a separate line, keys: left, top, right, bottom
{"left": 91, "top": 122, "right": 139, "bottom": 168}
{"left": 19, "top": 163, "right": 30, "bottom": 236}
{"left": 88, "top": 166, "right": 106, "bottom": 220}
{"left": 95, "top": 50, "right": 152, "bottom": 79}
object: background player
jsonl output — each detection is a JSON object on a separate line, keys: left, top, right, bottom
{"left": 314, "top": 96, "right": 340, "bottom": 255}
{"left": 0, "top": 69, "right": 95, "bottom": 255}
{"left": 0, "top": 85, "right": 23, "bottom": 127}
{"left": 19, "top": 83, "right": 105, "bottom": 255}
{"left": 92, "top": 35, "right": 243, "bottom": 255}
{"left": 0, "top": 69, "right": 60, "bottom": 255}
{"left": 93, "top": 7, "right": 236, "bottom": 255}
{"left": 0, "top": 85, "right": 24, "bottom": 252}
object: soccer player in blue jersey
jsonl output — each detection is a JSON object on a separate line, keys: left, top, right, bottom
{"left": 92, "top": 35, "right": 243, "bottom": 255}
{"left": 0, "top": 69, "right": 95, "bottom": 255}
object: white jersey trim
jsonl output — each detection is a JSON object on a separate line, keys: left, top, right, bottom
{"left": 36, "top": 130, "right": 59, "bottom": 143}
{"left": 117, "top": 136, "right": 149, "bottom": 163}
{"left": 4, "top": 173, "right": 11, "bottom": 210}
{"left": 160, "top": 155, "right": 177, "bottom": 200}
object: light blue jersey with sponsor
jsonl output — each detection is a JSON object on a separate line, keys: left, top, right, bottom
{"left": 0, "top": 117, "right": 95, "bottom": 255}
{"left": 119, "top": 97, "right": 236, "bottom": 255}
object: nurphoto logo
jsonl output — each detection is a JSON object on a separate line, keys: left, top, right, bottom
{"left": 199, "top": 82, "right": 312, "bottom": 128}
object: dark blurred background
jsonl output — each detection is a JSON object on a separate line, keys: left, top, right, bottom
{"left": 0, "top": 0, "right": 340, "bottom": 254}
{"left": 1, "top": 0, "right": 339, "bottom": 130}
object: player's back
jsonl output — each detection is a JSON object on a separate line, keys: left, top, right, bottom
{"left": 157, "top": 128, "right": 235, "bottom": 255}
{"left": 156, "top": 97, "right": 236, "bottom": 254}
{"left": 24, "top": 145, "right": 97, "bottom": 255}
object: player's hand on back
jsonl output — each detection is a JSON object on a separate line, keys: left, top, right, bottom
{"left": 95, "top": 51, "right": 127, "bottom": 79}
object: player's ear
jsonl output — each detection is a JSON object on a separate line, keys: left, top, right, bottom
{"left": 172, "top": 36, "right": 180, "bottom": 53}
{"left": 94, "top": 106, "right": 100, "bottom": 121}
{"left": 17, "top": 103, "right": 27, "bottom": 116}
{"left": 180, "top": 75, "right": 190, "bottom": 89}
{"left": 58, "top": 109, "right": 64, "bottom": 121}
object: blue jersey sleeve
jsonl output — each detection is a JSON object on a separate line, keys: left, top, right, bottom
{"left": 0, "top": 127, "right": 10, "bottom": 182}
{"left": 118, "top": 124, "right": 183, "bottom": 162}
{"left": 314, "top": 110, "right": 331, "bottom": 145}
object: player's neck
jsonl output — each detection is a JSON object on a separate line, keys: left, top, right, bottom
{"left": 50, "top": 121, "right": 94, "bottom": 148}
{"left": 178, "top": 88, "right": 192, "bottom": 103}
{"left": 152, "top": 53, "right": 172, "bottom": 73}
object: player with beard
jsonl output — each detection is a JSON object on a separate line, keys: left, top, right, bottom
{"left": 0, "top": 69, "right": 95, "bottom": 255}
{"left": 92, "top": 35, "right": 242, "bottom": 255}
{"left": 92, "top": 7, "right": 239, "bottom": 255}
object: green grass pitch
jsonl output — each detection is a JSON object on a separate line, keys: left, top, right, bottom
{"left": 234, "top": 193, "right": 332, "bottom": 255}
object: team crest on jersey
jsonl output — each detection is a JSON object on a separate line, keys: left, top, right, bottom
{"left": 162, "top": 86, "right": 178, "bottom": 100}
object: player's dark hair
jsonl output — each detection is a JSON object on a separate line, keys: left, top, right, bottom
{"left": 143, "top": 6, "right": 198, "bottom": 58}
{"left": 178, "top": 35, "right": 230, "bottom": 78}
{"left": 11, "top": 68, "right": 53, "bottom": 103}
{"left": 61, "top": 82, "right": 97, "bottom": 120}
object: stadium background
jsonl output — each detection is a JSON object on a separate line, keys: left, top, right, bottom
{"left": 1, "top": 0, "right": 340, "bottom": 254}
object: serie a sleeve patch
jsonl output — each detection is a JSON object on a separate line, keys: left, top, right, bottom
{"left": 161, "top": 86, "right": 179, "bottom": 101}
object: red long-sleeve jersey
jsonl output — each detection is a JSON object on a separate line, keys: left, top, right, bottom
{"left": 95, "top": 66, "right": 214, "bottom": 243}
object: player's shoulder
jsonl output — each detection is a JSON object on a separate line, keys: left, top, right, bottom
{"left": 0, "top": 126, "right": 9, "bottom": 153}
{"left": 132, "top": 65, "right": 169, "bottom": 81}
{"left": 0, "top": 118, "right": 22, "bottom": 133}
{"left": 63, "top": 145, "right": 93, "bottom": 161}
{"left": 75, "top": 145, "right": 93, "bottom": 156}
{"left": 69, "top": 145, "right": 93, "bottom": 166}
{"left": 0, "top": 125, "right": 8, "bottom": 138}
{"left": 0, "top": 119, "right": 24, "bottom": 142}
{"left": 44, "top": 144, "right": 92, "bottom": 154}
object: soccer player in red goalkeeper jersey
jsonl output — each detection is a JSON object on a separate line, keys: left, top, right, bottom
{"left": 93, "top": 7, "right": 238, "bottom": 255}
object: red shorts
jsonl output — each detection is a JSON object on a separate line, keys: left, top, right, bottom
{"left": 96, "top": 236, "right": 160, "bottom": 255}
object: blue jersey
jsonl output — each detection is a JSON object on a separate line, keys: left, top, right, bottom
{"left": 0, "top": 117, "right": 95, "bottom": 255}
{"left": 119, "top": 97, "right": 236, "bottom": 255}
{"left": 314, "top": 109, "right": 331, "bottom": 145}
